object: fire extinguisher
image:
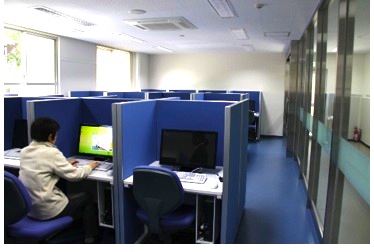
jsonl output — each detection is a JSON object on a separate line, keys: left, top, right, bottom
{"left": 353, "top": 126, "right": 361, "bottom": 142}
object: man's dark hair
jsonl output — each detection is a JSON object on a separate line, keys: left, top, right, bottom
{"left": 30, "top": 117, "right": 60, "bottom": 142}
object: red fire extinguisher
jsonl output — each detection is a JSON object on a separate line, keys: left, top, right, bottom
{"left": 353, "top": 126, "right": 361, "bottom": 142}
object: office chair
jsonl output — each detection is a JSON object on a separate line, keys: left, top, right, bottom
{"left": 4, "top": 171, "right": 74, "bottom": 243}
{"left": 132, "top": 166, "right": 196, "bottom": 243}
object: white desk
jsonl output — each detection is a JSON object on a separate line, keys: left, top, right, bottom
{"left": 123, "top": 161, "right": 224, "bottom": 244}
{"left": 4, "top": 157, "right": 114, "bottom": 228}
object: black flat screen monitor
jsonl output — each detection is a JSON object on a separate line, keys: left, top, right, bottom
{"left": 77, "top": 124, "right": 113, "bottom": 160}
{"left": 249, "top": 100, "right": 256, "bottom": 112}
{"left": 159, "top": 129, "right": 218, "bottom": 171}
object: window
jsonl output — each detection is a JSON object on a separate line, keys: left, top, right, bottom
{"left": 4, "top": 27, "right": 57, "bottom": 95}
{"left": 96, "top": 46, "right": 132, "bottom": 91}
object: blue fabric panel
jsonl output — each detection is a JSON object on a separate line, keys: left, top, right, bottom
{"left": 141, "top": 89, "right": 166, "bottom": 92}
{"left": 81, "top": 98, "right": 130, "bottom": 125}
{"left": 199, "top": 90, "right": 227, "bottom": 93}
{"left": 90, "top": 91, "right": 105, "bottom": 96}
{"left": 120, "top": 100, "right": 158, "bottom": 179}
{"left": 107, "top": 92, "right": 145, "bottom": 99}
{"left": 32, "top": 99, "right": 82, "bottom": 157}
{"left": 231, "top": 91, "right": 261, "bottom": 112}
{"left": 69, "top": 91, "right": 90, "bottom": 97}
{"left": 249, "top": 92, "right": 260, "bottom": 113}
{"left": 169, "top": 90, "right": 196, "bottom": 93}
{"left": 204, "top": 93, "right": 242, "bottom": 101}
{"left": 162, "top": 92, "right": 191, "bottom": 100}
{"left": 156, "top": 100, "right": 232, "bottom": 166}
{"left": 118, "top": 100, "right": 158, "bottom": 244}
{"left": 147, "top": 92, "right": 163, "bottom": 99}
{"left": 221, "top": 101, "right": 247, "bottom": 243}
{"left": 194, "top": 93, "right": 205, "bottom": 100}
{"left": 4, "top": 97, "right": 23, "bottom": 150}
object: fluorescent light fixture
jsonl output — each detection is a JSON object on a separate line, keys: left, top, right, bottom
{"left": 231, "top": 28, "right": 248, "bottom": 40}
{"left": 208, "top": 0, "right": 236, "bottom": 18}
{"left": 30, "top": 6, "right": 95, "bottom": 26}
{"left": 264, "top": 32, "right": 290, "bottom": 37}
{"left": 242, "top": 44, "right": 255, "bottom": 51}
{"left": 156, "top": 46, "right": 174, "bottom": 53}
{"left": 117, "top": 33, "right": 145, "bottom": 43}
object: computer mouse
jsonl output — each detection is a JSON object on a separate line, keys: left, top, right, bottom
{"left": 106, "top": 169, "right": 113, "bottom": 176}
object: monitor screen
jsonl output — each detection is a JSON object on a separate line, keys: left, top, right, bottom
{"left": 159, "top": 129, "right": 218, "bottom": 171}
{"left": 249, "top": 100, "right": 256, "bottom": 111}
{"left": 77, "top": 124, "right": 113, "bottom": 158}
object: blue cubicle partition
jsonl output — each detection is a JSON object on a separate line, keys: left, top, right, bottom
{"left": 106, "top": 92, "right": 146, "bottom": 99}
{"left": 198, "top": 90, "right": 228, "bottom": 93}
{"left": 26, "top": 97, "right": 132, "bottom": 157}
{"left": 141, "top": 89, "right": 166, "bottom": 92}
{"left": 193, "top": 92, "right": 245, "bottom": 101}
{"left": 230, "top": 90, "right": 261, "bottom": 113}
{"left": 169, "top": 89, "right": 196, "bottom": 93}
{"left": 69, "top": 91, "right": 106, "bottom": 97}
{"left": 147, "top": 92, "right": 192, "bottom": 100}
{"left": 4, "top": 96, "right": 67, "bottom": 150}
{"left": 112, "top": 99, "right": 248, "bottom": 244}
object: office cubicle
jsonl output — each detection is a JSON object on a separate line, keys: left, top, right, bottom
{"left": 69, "top": 91, "right": 107, "bottom": 97}
{"left": 147, "top": 91, "right": 193, "bottom": 100}
{"left": 112, "top": 99, "right": 248, "bottom": 244}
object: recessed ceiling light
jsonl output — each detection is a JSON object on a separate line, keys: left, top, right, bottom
{"left": 264, "top": 32, "right": 290, "bottom": 37}
{"left": 128, "top": 9, "right": 146, "bottom": 15}
{"left": 208, "top": 0, "right": 236, "bottom": 18}
{"left": 231, "top": 28, "right": 248, "bottom": 40}
{"left": 155, "top": 46, "right": 173, "bottom": 53}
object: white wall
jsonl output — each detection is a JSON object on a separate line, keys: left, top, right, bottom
{"left": 58, "top": 37, "right": 97, "bottom": 96}
{"left": 146, "top": 52, "right": 286, "bottom": 136}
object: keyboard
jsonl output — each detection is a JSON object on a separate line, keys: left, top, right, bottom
{"left": 176, "top": 171, "right": 207, "bottom": 184}
{"left": 75, "top": 158, "right": 113, "bottom": 171}
{"left": 4, "top": 148, "right": 22, "bottom": 159}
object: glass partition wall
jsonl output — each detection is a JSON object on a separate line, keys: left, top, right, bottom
{"left": 286, "top": 0, "right": 370, "bottom": 244}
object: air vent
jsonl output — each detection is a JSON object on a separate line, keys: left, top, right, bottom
{"left": 30, "top": 6, "right": 95, "bottom": 26}
{"left": 123, "top": 17, "right": 197, "bottom": 31}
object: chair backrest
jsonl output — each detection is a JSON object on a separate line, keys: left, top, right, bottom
{"left": 132, "top": 166, "right": 185, "bottom": 234}
{"left": 4, "top": 171, "right": 32, "bottom": 226}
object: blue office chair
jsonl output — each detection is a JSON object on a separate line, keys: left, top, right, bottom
{"left": 4, "top": 171, "right": 74, "bottom": 243}
{"left": 132, "top": 166, "right": 196, "bottom": 243}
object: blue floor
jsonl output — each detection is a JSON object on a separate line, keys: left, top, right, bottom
{"left": 235, "top": 137, "right": 320, "bottom": 244}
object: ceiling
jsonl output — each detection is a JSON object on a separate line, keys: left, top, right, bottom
{"left": 4, "top": 0, "right": 323, "bottom": 54}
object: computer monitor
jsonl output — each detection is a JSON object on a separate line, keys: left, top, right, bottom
{"left": 159, "top": 129, "right": 218, "bottom": 172}
{"left": 77, "top": 124, "right": 113, "bottom": 160}
{"left": 249, "top": 100, "right": 256, "bottom": 112}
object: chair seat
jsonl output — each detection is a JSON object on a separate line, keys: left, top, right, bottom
{"left": 136, "top": 205, "right": 195, "bottom": 229}
{"left": 7, "top": 215, "right": 74, "bottom": 240}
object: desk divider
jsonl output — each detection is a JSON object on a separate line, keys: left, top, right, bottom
{"left": 221, "top": 99, "right": 248, "bottom": 243}
{"left": 4, "top": 96, "right": 68, "bottom": 150}
{"left": 69, "top": 91, "right": 106, "bottom": 97}
{"left": 112, "top": 100, "right": 158, "bottom": 244}
{"left": 106, "top": 92, "right": 146, "bottom": 99}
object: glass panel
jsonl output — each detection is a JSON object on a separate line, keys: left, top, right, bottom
{"left": 338, "top": 0, "right": 370, "bottom": 243}
{"left": 4, "top": 28, "right": 23, "bottom": 85}
{"left": 96, "top": 46, "right": 131, "bottom": 91}
{"left": 316, "top": 0, "right": 338, "bottom": 228}
{"left": 25, "top": 34, "right": 56, "bottom": 83}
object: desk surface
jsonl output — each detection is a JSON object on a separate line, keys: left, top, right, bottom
{"left": 123, "top": 161, "right": 223, "bottom": 198}
{"left": 3, "top": 157, "right": 113, "bottom": 183}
